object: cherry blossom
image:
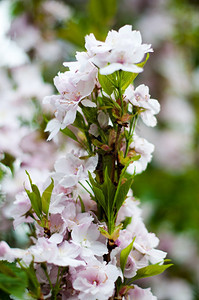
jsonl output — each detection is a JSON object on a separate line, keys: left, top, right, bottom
{"left": 44, "top": 53, "right": 97, "bottom": 140}
{"left": 52, "top": 151, "right": 98, "bottom": 188}
{"left": 125, "top": 284, "right": 157, "bottom": 300}
{"left": 73, "top": 261, "right": 120, "bottom": 300}
{"left": 127, "top": 133, "right": 155, "bottom": 174}
{"left": 85, "top": 25, "right": 153, "bottom": 75}
{"left": 71, "top": 222, "right": 108, "bottom": 258}
{"left": 126, "top": 84, "right": 160, "bottom": 127}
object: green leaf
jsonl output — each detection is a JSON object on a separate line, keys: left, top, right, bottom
{"left": 93, "top": 186, "right": 107, "bottom": 212}
{"left": 31, "top": 184, "right": 41, "bottom": 203}
{"left": 61, "top": 127, "right": 79, "bottom": 143}
{"left": 113, "top": 176, "right": 134, "bottom": 212}
{"left": 41, "top": 178, "right": 54, "bottom": 216}
{"left": 137, "top": 53, "right": 150, "bottom": 68}
{"left": 122, "top": 216, "right": 132, "bottom": 229}
{"left": 103, "top": 168, "right": 116, "bottom": 217}
{"left": 98, "top": 72, "right": 116, "bottom": 95}
{"left": 16, "top": 260, "right": 41, "bottom": 299}
{"left": 120, "top": 237, "right": 136, "bottom": 273}
{"left": 130, "top": 262, "right": 173, "bottom": 282}
{"left": 25, "top": 189, "right": 42, "bottom": 219}
{"left": 25, "top": 171, "right": 42, "bottom": 219}
{"left": 81, "top": 105, "right": 97, "bottom": 124}
{"left": 120, "top": 72, "right": 137, "bottom": 91}
{"left": 78, "top": 195, "right": 85, "bottom": 213}
{"left": 73, "top": 111, "right": 87, "bottom": 131}
{"left": 0, "top": 261, "right": 28, "bottom": 298}
{"left": 88, "top": 173, "right": 107, "bottom": 213}
{"left": 120, "top": 53, "right": 150, "bottom": 91}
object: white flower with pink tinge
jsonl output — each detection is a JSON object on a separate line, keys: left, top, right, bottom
{"left": 44, "top": 53, "right": 97, "bottom": 140}
{"left": 127, "top": 218, "right": 167, "bottom": 266}
{"left": 126, "top": 84, "right": 160, "bottom": 127}
{"left": 127, "top": 134, "right": 155, "bottom": 174}
{"left": 71, "top": 222, "right": 108, "bottom": 258}
{"left": 85, "top": 25, "right": 153, "bottom": 75}
{"left": 12, "top": 191, "right": 33, "bottom": 229}
{"left": 0, "top": 241, "right": 28, "bottom": 263}
{"left": 125, "top": 284, "right": 157, "bottom": 300}
{"left": 73, "top": 261, "right": 120, "bottom": 300}
{"left": 52, "top": 151, "right": 98, "bottom": 188}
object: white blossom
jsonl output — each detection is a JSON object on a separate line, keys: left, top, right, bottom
{"left": 127, "top": 134, "right": 155, "bottom": 174}
{"left": 125, "top": 84, "right": 160, "bottom": 127}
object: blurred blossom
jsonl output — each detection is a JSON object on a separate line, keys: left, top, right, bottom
{"left": 11, "top": 64, "right": 53, "bottom": 101}
{"left": 158, "top": 46, "right": 191, "bottom": 96}
{"left": 150, "top": 129, "right": 193, "bottom": 171}
{"left": 159, "top": 95, "right": 195, "bottom": 134}
{"left": 9, "top": 15, "right": 41, "bottom": 52}
{"left": 137, "top": 10, "right": 174, "bottom": 47}
{"left": 152, "top": 277, "right": 193, "bottom": 300}
{"left": 42, "top": 0, "right": 72, "bottom": 21}
{"left": 0, "top": 0, "right": 28, "bottom": 67}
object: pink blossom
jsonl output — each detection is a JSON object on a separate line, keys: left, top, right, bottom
{"left": 126, "top": 84, "right": 160, "bottom": 127}
{"left": 53, "top": 151, "right": 98, "bottom": 188}
{"left": 127, "top": 134, "right": 154, "bottom": 174}
{"left": 71, "top": 222, "right": 108, "bottom": 258}
{"left": 85, "top": 25, "right": 153, "bottom": 75}
{"left": 73, "top": 261, "right": 120, "bottom": 300}
{"left": 12, "top": 191, "right": 33, "bottom": 228}
{"left": 44, "top": 53, "right": 97, "bottom": 140}
{"left": 62, "top": 208, "right": 93, "bottom": 231}
{"left": 0, "top": 241, "right": 29, "bottom": 263}
{"left": 127, "top": 218, "right": 167, "bottom": 266}
{"left": 29, "top": 238, "right": 85, "bottom": 267}
{"left": 126, "top": 284, "right": 157, "bottom": 300}
{"left": 116, "top": 197, "right": 142, "bottom": 225}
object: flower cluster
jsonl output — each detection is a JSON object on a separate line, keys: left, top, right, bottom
{"left": 0, "top": 25, "right": 171, "bottom": 300}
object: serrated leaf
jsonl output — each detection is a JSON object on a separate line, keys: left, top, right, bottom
{"left": 0, "top": 261, "right": 28, "bottom": 298}
{"left": 120, "top": 237, "right": 136, "bottom": 273}
{"left": 41, "top": 178, "right": 54, "bottom": 216}
{"left": 130, "top": 262, "right": 173, "bottom": 282}
{"left": 61, "top": 127, "right": 79, "bottom": 142}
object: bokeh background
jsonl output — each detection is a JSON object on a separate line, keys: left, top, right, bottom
{"left": 0, "top": 0, "right": 199, "bottom": 299}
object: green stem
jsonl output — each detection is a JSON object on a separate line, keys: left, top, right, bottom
{"left": 78, "top": 181, "right": 93, "bottom": 197}
{"left": 43, "top": 265, "right": 53, "bottom": 291}
{"left": 52, "top": 266, "right": 62, "bottom": 300}
{"left": 125, "top": 113, "right": 138, "bottom": 157}
{"left": 111, "top": 124, "right": 122, "bottom": 183}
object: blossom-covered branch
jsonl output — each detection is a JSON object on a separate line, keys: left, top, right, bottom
{"left": 0, "top": 25, "right": 172, "bottom": 300}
